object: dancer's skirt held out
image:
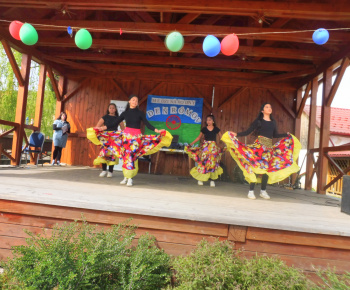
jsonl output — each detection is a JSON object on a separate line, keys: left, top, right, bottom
{"left": 185, "top": 141, "right": 225, "bottom": 181}
{"left": 87, "top": 127, "right": 173, "bottom": 178}
{"left": 221, "top": 132, "right": 301, "bottom": 184}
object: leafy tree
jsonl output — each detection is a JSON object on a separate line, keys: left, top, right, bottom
{"left": 0, "top": 43, "right": 56, "bottom": 138}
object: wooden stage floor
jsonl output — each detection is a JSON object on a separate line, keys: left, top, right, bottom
{"left": 1, "top": 166, "right": 350, "bottom": 274}
{"left": 0, "top": 166, "right": 347, "bottom": 237}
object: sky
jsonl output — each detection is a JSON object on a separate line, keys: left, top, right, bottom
{"left": 307, "top": 67, "right": 350, "bottom": 109}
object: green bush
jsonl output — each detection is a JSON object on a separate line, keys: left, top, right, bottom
{"left": 1, "top": 222, "right": 349, "bottom": 290}
{"left": 1, "top": 220, "right": 171, "bottom": 289}
{"left": 315, "top": 269, "right": 350, "bottom": 290}
{"left": 171, "top": 239, "right": 312, "bottom": 290}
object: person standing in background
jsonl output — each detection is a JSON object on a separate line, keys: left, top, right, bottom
{"left": 52, "top": 112, "right": 70, "bottom": 166}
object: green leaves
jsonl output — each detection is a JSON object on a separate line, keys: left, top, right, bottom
{"left": 1, "top": 221, "right": 349, "bottom": 289}
{"left": 0, "top": 44, "right": 56, "bottom": 138}
{"left": 1, "top": 219, "right": 171, "bottom": 289}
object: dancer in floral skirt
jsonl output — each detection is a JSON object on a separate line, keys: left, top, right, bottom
{"left": 221, "top": 103, "right": 301, "bottom": 200}
{"left": 94, "top": 103, "right": 125, "bottom": 178}
{"left": 185, "top": 115, "right": 225, "bottom": 187}
{"left": 87, "top": 95, "right": 172, "bottom": 186}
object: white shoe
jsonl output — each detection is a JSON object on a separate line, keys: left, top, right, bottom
{"left": 198, "top": 181, "right": 203, "bottom": 186}
{"left": 99, "top": 171, "right": 107, "bottom": 177}
{"left": 248, "top": 191, "right": 256, "bottom": 200}
{"left": 127, "top": 178, "right": 133, "bottom": 186}
{"left": 51, "top": 160, "right": 55, "bottom": 166}
{"left": 120, "top": 177, "right": 128, "bottom": 184}
{"left": 57, "top": 161, "right": 61, "bottom": 166}
{"left": 260, "top": 190, "right": 271, "bottom": 200}
{"left": 107, "top": 172, "right": 113, "bottom": 178}
{"left": 210, "top": 181, "right": 215, "bottom": 187}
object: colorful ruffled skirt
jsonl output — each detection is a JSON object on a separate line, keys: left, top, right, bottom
{"left": 221, "top": 132, "right": 301, "bottom": 184}
{"left": 185, "top": 141, "right": 225, "bottom": 181}
{"left": 87, "top": 128, "right": 173, "bottom": 178}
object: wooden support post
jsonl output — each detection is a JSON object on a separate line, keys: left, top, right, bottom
{"left": 317, "top": 68, "right": 332, "bottom": 194}
{"left": 58, "top": 76, "right": 66, "bottom": 97}
{"left": 294, "top": 88, "right": 302, "bottom": 140}
{"left": 11, "top": 54, "right": 31, "bottom": 166}
{"left": 291, "top": 88, "right": 302, "bottom": 185}
{"left": 29, "top": 64, "right": 47, "bottom": 165}
{"left": 47, "top": 66, "right": 61, "bottom": 101}
{"left": 1, "top": 40, "right": 24, "bottom": 86}
{"left": 326, "top": 58, "right": 349, "bottom": 107}
{"left": 305, "top": 78, "right": 318, "bottom": 190}
{"left": 34, "top": 64, "right": 46, "bottom": 130}
{"left": 54, "top": 76, "right": 64, "bottom": 117}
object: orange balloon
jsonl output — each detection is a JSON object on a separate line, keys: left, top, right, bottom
{"left": 221, "top": 34, "right": 239, "bottom": 56}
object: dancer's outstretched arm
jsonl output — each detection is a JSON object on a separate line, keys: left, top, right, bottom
{"left": 190, "top": 132, "right": 203, "bottom": 146}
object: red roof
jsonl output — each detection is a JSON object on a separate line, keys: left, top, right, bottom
{"left": 304, "top": 105, "right": 350, "bottom": 136}
{"left": 328, "top": 151, "right": 350, "bottom": 157}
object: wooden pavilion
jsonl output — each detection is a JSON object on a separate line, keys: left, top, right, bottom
{"left": 1, "top": 0, "right": 350, "bottom": 278}
{"left": 1, "top": 1, "right": 350, "bottom": 194}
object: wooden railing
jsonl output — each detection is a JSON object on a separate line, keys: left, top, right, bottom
{"left": 0, "top": 120, "right": 18, "bottom": 163}
{"left": 307, "top": 145, "right": 350, "bottom": 194}
{"left": 0, "top": 119, "right": 41, "bottom": 164}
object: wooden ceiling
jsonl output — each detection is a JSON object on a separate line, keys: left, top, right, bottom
{"left": 0, "top": 0, "right": 350, "bottom": 89}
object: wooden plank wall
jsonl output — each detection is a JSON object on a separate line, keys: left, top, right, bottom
{"left": 0, "top": 199, "right": 349, "bottom": 275}
{"left": 60, "top": 77, "right": 295, "bottom": 177}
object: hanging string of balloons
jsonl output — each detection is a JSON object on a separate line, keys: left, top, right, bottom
{"left": 7, "top": 19, "right": 341, "bottom": 57}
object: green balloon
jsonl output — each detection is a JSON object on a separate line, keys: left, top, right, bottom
{"left": 19, "top": 23, "right": 38, "bottom": 45}
{"left": 75, "top": 29, "right": 92, "bottom": 50}
{"left": 165, "top": 31, "right": 184, "bottom": 52}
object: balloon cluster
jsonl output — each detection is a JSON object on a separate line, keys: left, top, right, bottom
{"left": 9, "top": 21, "right": 38, "bottom": 45}
{"left": 9, "top": 20, "right": 330, "bottom": 52}
{"left": 9, "top": 21, "right": 93, "bottom": 50}
{"left": 164, "top": 28, "right": 330, "bottom": 56}
{"left": 165, "top": 31, "right": 240, "bottom": 57}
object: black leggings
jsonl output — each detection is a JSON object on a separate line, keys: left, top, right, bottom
{"left": 102, "top": 163, "right": 114, "bottom": 173}
{"left": 250, "top": 174, "right": 268, "bottom": 191}
{"left": 53, "top": 146, "right": 63, "bottom": 162}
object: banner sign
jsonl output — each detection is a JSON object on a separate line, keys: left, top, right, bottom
{"left": 145, "top": 95, "right": 203, "bottom": 144}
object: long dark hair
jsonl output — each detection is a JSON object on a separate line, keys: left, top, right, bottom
{"left": 125, "top": 94, "right": 139, "bottom": 112}
{"left": 253, "top": 103, "right": 275, "bottom": 136}
{"left": 56, "top": 112, "right": 67, "bottom": 122}
{"left": 206, "top": 114, "right": 216, "bottom": 126}
{"left": 106, "top": 103, "right": 118, "bottom": 116}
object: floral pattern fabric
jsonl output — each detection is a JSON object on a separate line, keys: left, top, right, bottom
{"left": 185, "top": 141, "right": 225, "bottom": 181}
{"left": 221, "top": 131, "right": 301, "bottom": 184}
{"left": 87, "top": 128, "right": 172, "bottom": 178}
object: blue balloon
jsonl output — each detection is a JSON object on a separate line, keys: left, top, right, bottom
{"left": 312, "top": 28, "right": 329, "bottom": 45}
{"left": 203, "top": 35, "right": 221, "bottom": 57}
{"left": 67, "top": 26, "right": 73, "bottom": 36}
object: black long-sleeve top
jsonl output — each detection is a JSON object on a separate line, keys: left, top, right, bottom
{"left": 237, "top": 119, "right": 288, "bottom": 139}
{"left": 106, "top": 108, "right": 155, "bottom": 131}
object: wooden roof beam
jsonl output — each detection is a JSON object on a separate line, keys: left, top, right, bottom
{"left": 36, "top": 38, "right": 331, "bottom": 61}
{"left": 76, "top": 64, "right": 297, "bottom": 90}
{"left": 176, "top": 13, "right": 201, "bottom": 24}
{"left": 297, "top": 44, "right": 350, "bottom": 87}
{"left": 3, "top": 1, "right": 350, "bottom": 21}
{"left": 51, "top": 52, "right": 314, "bottom": 72}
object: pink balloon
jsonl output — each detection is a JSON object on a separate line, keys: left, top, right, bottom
{"left": 221, "top": 34, "right": 239, "bottom": 56}
{"left": 9, "top": 21, "right": 23, "bottom": 40}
